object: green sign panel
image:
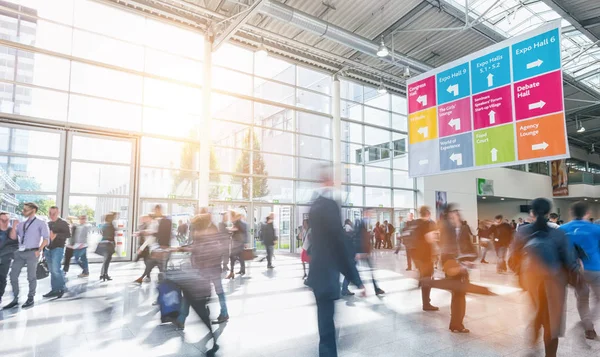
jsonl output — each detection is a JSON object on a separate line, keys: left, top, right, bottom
{"left": 273, "top": 199, "right": 280, "bottom": 204}
{"left": 477, "top": 178, "right": 494, "bottom": 196}
{"left": 473, "top": 124, "right": 516, "bottom": 166}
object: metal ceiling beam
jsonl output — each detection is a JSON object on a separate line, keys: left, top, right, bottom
{"left": 540, "top": 0, "right": 600, "bottom": 42}
{"left": 581, "top": 16, "right": 600, "bottom": 29}
{"left": 212, "top": 0, "right": 265, "bottom": 51}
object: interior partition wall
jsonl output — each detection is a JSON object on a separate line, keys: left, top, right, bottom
{"left": 0, "top": 0, "right": 417, "bottom": 257}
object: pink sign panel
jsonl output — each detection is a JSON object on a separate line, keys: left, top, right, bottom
{"left": 472, "top": 85, "right": 513, "bottom": 130}
{"left": 437, "top": 97, "right": 472, "bottom": 137}
{"left": 407, "top": 76, "right": 436, "bottom": 114}
{"left": 513, "top": 70, "right": 563, "bottom": 121}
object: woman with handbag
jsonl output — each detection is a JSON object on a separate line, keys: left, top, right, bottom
{"left": 99, "top": 212, "right": 117, "bottom": 282}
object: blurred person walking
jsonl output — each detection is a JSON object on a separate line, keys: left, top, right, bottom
{"left": 374, "top": 222, "right": 384, "bottom": 249}
{"left": 134, "top": 214, "right": 157, "bottom": 284}
{"left": 413, "top": 206, "right": 439, "bottom": 311}
{"left": 383, "top": 220, "right": 395, "bottom": 249}
{"left": 307, "top": 167, "right": 365, "bottom": 357}
{"left": 218, "top": 212, "right": 230, "bottom": 272}
{"left": 548, "top": 213, "right": 560, "bottom": 229}
{"left": 477, "top": 220, "right": 492, "bottom": 264}
{"left": 0, "top": 212, "right": 17, "bottom": 305}
{"left": 99, "top": 212, "right": 117, "bottom": 282}
{"left": 560, "top": 201, "right": 600, "bottom": 340}
{"left": 44, "top": 206, "right": 70, "bottom": 299}
{"left": 490, "top": 215, "right": 512, "bottom": 273}
{"left": 509, "top": 198, "right": 581, "bottom": 357}
{"left": 226, "top": 211, "right": 247, "bottom": 279}
{"left": 300, "top": 219, "right": 311, "bottom": 280}
{"left": 397, "top": 213, "right": 417, "bottom": 271}
{"left": 260, "top": 213, "right": 277, "bottom": 269}
{"left": 64, "top": 215, "right": 91, "bottom": 278}
{"left": 177, "top": 219, "right": 189, "bottom": 245}
{"left": 5, "top": 202, "right": 49, "bottom": 309}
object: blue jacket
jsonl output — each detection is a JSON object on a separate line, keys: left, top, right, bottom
{"left": 307, "top": 195, "right": 362, "bottom": 300}
{"left": 560, "top": 220, "right": 600, "bottom": 271}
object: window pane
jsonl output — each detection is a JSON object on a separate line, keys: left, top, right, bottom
{"left": 392, "top": 95, "right": 407, "bottom": 114}
{"left": 17, "top": 51, "right": 70, "bottom": 91}
{"left": 145, "top": 48, "right": 202, "bottom": 84}
{"left": 141, "top": 137, "right": 199, "bottom": 170}
{"left": 364, "top": 89, "right": 389, "bottom": 110}
{"left": 254, "top": 128, "right": 294, "bottom": 155}
{"left": 342, "top": 164, "right": 363, "bottom": 184}
{"left": 341, "top": 121, "right": 362, "bottom": 144}
{"left": 210, "top": 147, "right": 249, "bottom": 174}
{"left": 393, "top": 170, "right": 413, "bottom": 189}
{"left": 213, "top": 43, "right": 253, "bottom": 73}
{"left": 70, "top": 162, "right": 130, "bottom": 195}
{"left": 394, "top": 189, "right": 415, "bottom": 208}
{"left": 296, "top": 181, "right": 320, "bottom": 204}
{"left": 14, "top": 86, "right": 68, "bottom": 122}
{"left": 209, "top": 174, "right": 247, "bottom": 201}
{"left": 341, "top": 100, "right": 362, "bottom": 121}
{"left": 213, "top": 67, "right": 253, "bottom": 96}
{"left": 74, "top": 0, "right": 145, "bottom": 43}
{"left": 298, "top": 157, "right": 327, "bottom": 180}
{"left": 70, "top": 62, "right": 143, "bottom": 103}
{"left": 21, "top": 0, "right": 74, "bottom": 25}
{"left": 0, "top": 127, "right": 61, "bottom": 157}
{"left": 341, "top": 142, "right": 363, "bottom": 164}
{"left": 254, "top": 79, "right": 295, "bottom": 106}
{"left": 68, "top": 94, "right": 142, "bottom": 132}
{"left": 365, "top": 166, "right": 391, "bottom": 187}
{"left": 0, "top": 83, "right": 14, "bottom": 112}
{"left": 253, "top": 178, "right": 293, "bottom": 203}
{"left": 144, "top": 78, "right": 202, "bottom": 115}
{"left": 262, "top": 153, "right": 294, "bottom": 178}
{"left": 297, "top": 89, "right": 330, "bottom": 114}
{"left": 72, "top": 136, "right": 132, "bottom": 164}
{"left": 72, "top": 30, "right": 144, "bottom": 71}
{"left": 25, "top": 21, "right": 72, "bottom": 55}
{"left": 297, "top": 66, "right": 331, "bottom": 95}
{"left": 341, "top": 185, "right": 363, "bottom": 207}
{"left": 365, "top": 126, "right": 390, "bottom": 147}
{"left": 67, "top": 196, "right": 125, "bottom": 231}
{"left": 140, "top": 167, "right": 197, "bottom": 199}
{"left": 144, "top": 19, "right": 204, "bottom": 59}
{"left": 393, "top": 153, "right": 409, "bottom": 170}
{"left": 365, "top": 187, "right": 391, "bottom": 207}
{"left": 364, "top": 106, "right": 390, "bottom": 127}
{"left": 211, "top": 121, "right": 250, "bottom": 149}
{"left": 392, "top": 114, "right": 408, "bottom": 132}
{"left": 298, "top": 135, "right": 331, "bottom": 160}
{"left": 255, "top": 104, "right": 293, "bottom": 131}
{"left": 340, "top": 79, "right": 363, "bottom": 102}
{"left": 255, "top": 56, "right": 295, "bottom": 84}
{"left": 297, "top": 112, "right": 331, "bottom": 138}
{"left": 212, "top": 94, "right": 252, "bottom": 124}
{"left": 143, "top": 108, "right": 199, "bottom": 139}
{"left": 0, "top": 45, "right": 16, "bottom": 82}
{"left": 0, "top": 156, "right": 58, "bottom": 192}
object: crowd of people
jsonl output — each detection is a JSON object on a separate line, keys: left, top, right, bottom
{"left": 2, "top": 187, "right": 600, "bottom": 357}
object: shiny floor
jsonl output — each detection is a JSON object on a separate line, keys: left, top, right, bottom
{"left": 1, "top": 249, "right": 599, "bottom": 357}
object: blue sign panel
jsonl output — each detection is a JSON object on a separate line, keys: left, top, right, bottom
{"left": 436, "top": 62, "right": 471, "bottom": 105}
{"left": 470, "top": 47, "right": 511, "bottom": 95}
{"left": 512, "top": 28, "right": 561, "bottom": 81}
{"left": 439, "top": 133, "right": 474, "bottom": 171}
{"left": 409, "top": 139, "right": 440, "bottom": 177}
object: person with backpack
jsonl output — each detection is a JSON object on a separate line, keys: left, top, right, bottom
{"left": 396, "top": 212, "right": 417, "bottom": 270}
{"left": 413, "top": 206, "right": 440, "bottom": 312}
{"left": 509, "top": 198, "right": 581, "bottom": 357}
{"left": 490, "top": 215, "right": 512, "bottom": 273}
{"left": 559, "top": 201, "right": 600, "bottom": 340}
{"left": 260, "top": 213, "right": 277, "bottom": 270}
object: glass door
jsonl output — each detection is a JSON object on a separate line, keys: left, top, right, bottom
{"left": 63, "top": 132, "right": 136, "bottom": 261}
{"left": 253, "top": 204, "right": 293, "bottom": 252}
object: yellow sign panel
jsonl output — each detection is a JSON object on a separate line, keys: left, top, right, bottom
{"left": 408, "top": 107, "right": 438, "bottom": 145}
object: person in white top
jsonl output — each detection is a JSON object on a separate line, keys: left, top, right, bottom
{"left": 547, "top": 213, "right": 560, "bottom": 229}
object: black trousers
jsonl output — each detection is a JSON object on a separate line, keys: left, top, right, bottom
{"left": 230, "top": 247, "right": 245, "bottom": 274}
{"left": 406, "top": 248, "right": 414, "bottom": 270}
{"left": 63, "top": 247, "right": 74, "bottom": 272}
{"left": 315, "top": 297, "right": 337, "bottom": 357}
{"left": 101, "top": 243, "right": 115, "bottom": 276}
{"left": 416, "top": 260, "right": 434, "bottom": 307}
{"left": 534, "top": 283, "right": 559, "bottom": 357}
{"left": 449, "top": 281, "right": 467, "bottom": 330}
{"left": 0, "top": 254, "right": 12, "bottom": 297}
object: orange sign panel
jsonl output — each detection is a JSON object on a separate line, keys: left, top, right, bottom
{"left": 516, "top": 113, "right": 568, "bottom": 160}
{"left": 408, "top": 107, "right": 438, "bottom": 145}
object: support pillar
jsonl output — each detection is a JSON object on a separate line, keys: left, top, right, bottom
{"left": 332, "top": 75, "right": 342, "bottom": 190}
{"left": 198, "top": 34, "right": 213, "bottom": 207}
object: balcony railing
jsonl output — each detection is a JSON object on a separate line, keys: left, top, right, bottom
{"left": 568, "top": 171, "right": 600, "bottom": 185}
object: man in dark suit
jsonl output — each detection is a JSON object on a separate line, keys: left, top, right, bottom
{"left": 307, "top": 167, "right": 365, "bottom": 357}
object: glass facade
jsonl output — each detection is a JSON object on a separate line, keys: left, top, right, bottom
{"left": 0, "top": 0, "right": 416, "bottom": 255}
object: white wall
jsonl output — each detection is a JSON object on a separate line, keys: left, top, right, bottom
{"left": 477, "top": 200, "right": 533, "bottom": 222}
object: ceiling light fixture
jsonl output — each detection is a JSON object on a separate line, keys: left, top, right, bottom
{"left": 585, "top": 198, "right": 588, "bottom": 201}
{"left": 403, "top": 66, "right": 411, "bottom": 78}
{"left": 482, "top": 197, "right": 487, "bottom": 200}
{"left": 377, "top": 78, "right": 387, "bottom": 94}
{"left": 500, "top": 198, "right": 505, "bottom": 201}
{"left": 577, "top": 118, "right": 586, "bottom": 133}
{"left": 377, "top": 36, "right": 389, "bottom": 57}
{"left": 256, "top": 38, "right": 268, "bottom": 59}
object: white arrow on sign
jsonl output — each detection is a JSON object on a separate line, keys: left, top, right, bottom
{"left": 526, "top": 59, "right": 543, "bottom": 69}
{"left": 450, "top": 153, "right": 463, "bottom": 166}
{"left": 417, "top": 126, "right": 429, "bottom": 138}
{"left": 416, "top": 95, "right": 428, "bottom": 106}
{"left": 448, "top": 118, "right": 461, "bottom": 131}
{"left": 528, "top": 100, "right": 546, "bottom": 110}
{"left": 489, "top": 110, "right": 496, "bottom": 124}
{"left": 491, "top": 148, "right": 498, "bottom": 162}
{"left": 532, "top": 142, "right": 549, "bottom": 151}
{"left": 487, "top": 73, "right": 494, "bottom": 87}
{"left": 447, "top": 84, "right": 459, "bottom": 96}
{"left": 419, "top": 159, "right": 429, "bottom": 166}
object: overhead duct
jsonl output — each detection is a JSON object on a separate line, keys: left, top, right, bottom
{"left": 259, "top": 0, "right": 433, "bottom": 74}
